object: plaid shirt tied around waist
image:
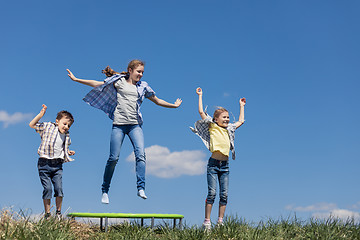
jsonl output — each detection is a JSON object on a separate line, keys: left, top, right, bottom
{"left": 190, "top": 114, "right": 237, "bottom": 160}
{"left": 35, "top": 122, "right": 73, "bottom": 163}
{"left": 83, "top": 74, "right": 155, "bottom": 125}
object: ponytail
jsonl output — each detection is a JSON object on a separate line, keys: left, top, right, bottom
{"left": 102, "top": 66, "right": 122, "bottom": 77}
{"left": 102, "top": 60, "right": 145, "bottom": 77}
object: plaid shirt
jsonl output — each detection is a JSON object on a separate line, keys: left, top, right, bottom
{"left": 35, "top": 122, "right": 74, "bottom": 163}
{"left": 83, "top": 74, "right": 155, "bottom": 125}
{"left": 190, "top": 114, "right": 237, "bottom": 160}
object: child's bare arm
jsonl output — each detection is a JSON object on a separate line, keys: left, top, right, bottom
{"left": 67, "top": 69, "right": 104, "bottom": 88}
{"left": 235, "top": 98, "right": 246, "bottom": 129}
{"left": 29, "top": 104, "right": 47, "bottom": 129}
{"left": 148, "top": 96, "right": 182, "bottom": 108}
{"left": 68, "top": 150, "right": 75, "bottom": 156}
{"left": 196, "top": 87, "right": 207, "bottom": 120}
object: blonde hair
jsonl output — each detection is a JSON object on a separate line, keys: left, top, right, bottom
{"left": 102, "top": 59, "right": 145, "bottom": 77}
{"left": 213, "top": 107, "right": 228, "bottom": 122}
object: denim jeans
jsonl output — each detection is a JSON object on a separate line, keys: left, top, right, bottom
{"left": 38, "top": 158, "right": 63, "bottom": 199}
{"left": 102, "top": 124, "right": 146, "bottom": 193}
{"left": 206, "top": 158, "right": 229, "bottom": 206}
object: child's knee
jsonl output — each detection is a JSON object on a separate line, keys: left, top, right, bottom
{"left": 206, "top": 191, "right": 216, "bottom": 205}
{"left": 53, "top": 185, "right": 63, "bottom": 197}
{"left": 219, "top": 193, "right": 228, "bottom": 206}
{"left": 42, "top": 187, "right": 53, "bottom": 199}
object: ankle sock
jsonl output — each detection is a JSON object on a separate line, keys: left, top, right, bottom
{"left": 204, "top": 218, "right": 211, "bottom": 224}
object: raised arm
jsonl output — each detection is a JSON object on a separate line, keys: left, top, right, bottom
{"left": 235, "top": 98, "right": 246, "bottom": 129}
{"left": 148, "top": 95, "right": 182, "bottom": 108}
{"left": 29, "top": 104, "right": 47, "bottom": 129}
{"left": 67, "top": 69, "right": 104, "bottom": 88}
{"left": 196, "top": 87, "right": 207, "bottom": 120}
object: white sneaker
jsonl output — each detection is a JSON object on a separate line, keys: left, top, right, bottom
{"left": 202, "top": 221, "right": 211, "bottom": 231}
{"left": 137, "top": 189, "right": 147, "bottom": 199}
{"left": 101, "top": 193, "right": 109, "bottom": 204}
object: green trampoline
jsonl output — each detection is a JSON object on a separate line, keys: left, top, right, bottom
{"left": 67, "top": 212, "right": 184, "bottom": 231}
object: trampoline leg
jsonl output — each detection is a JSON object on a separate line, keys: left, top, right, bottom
{"left": 105, "top": 217, "right": 108, "bottom": 232}
{"left": 100, "top": 217, "right": 103, "bottom": 231}
{"left": 173, "top": 219, "right": 176, "bottom": 229}
{"left": 151, "top": 217, "right": 155, "bottom": 229}
{"left": 179, "top": 218, "right": 183, "bottom": 230}
{"left": 141, "top": 218, "right": 144, "bottom": 227}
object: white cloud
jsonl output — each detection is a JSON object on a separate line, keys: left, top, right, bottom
{"left": 0, "top": 110, "right": 33, "bottom": 128}
{"left": 126, "top": 145, "right": 207, "bottom": 178}
{"left": 285, "top": 202, "right": 337, "bottom": 212}
{"left": 285, "top": 202, "right": 360, "bottom": 222}
{"left": 312, "top": 209, "right": 360, "bottom": 221}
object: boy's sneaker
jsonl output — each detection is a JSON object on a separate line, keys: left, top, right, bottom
{"left": 101, "top": 193, "right": 109, "bottom": 204}
{"left": 137, "top": 189, "right": 147, "bottom": 199}
{"left": 56, "top": 210, "right": 62, "bottom": 220}
{"left": 44, "top": 212, "right": 51, "bottom": 219}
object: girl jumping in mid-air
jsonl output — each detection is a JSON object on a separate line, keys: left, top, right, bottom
{"left": 67, "top": 60, "right": 182, "bottom": 203}
{"left": 191, "top": 87, "right": 246, "bottom": 230}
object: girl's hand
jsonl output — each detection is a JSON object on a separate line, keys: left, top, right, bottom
{"left": 174, "top": 98, "right": 182, "bottom": 107}
{"left": 66, "top": 69, "right": 77, "bottom": 81}
{"left": 240, "top": 98, "right": 246, "bottom": 106}
{"left": 196, "top": 87, "right": 203, "bottom": 96}
{"left": 68, "top": 150, "right": 75, "bottom": 156}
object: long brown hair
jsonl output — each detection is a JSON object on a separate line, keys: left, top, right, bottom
{"left": 102, "top": 59, "right": 145, "bottom": 77}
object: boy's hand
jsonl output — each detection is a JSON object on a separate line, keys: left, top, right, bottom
{"left": 240, "top": 98, "right": 246, "bottom": 106}
{"left": 196, "top": 87, "right": 203, "bottom": 96}
{"left": 40, "top": 104, "right": 47, "bottom": 116}
{"left": 68, "top": 150, "right": 75, "bottom": 156}
{"left": 29, "top": 104, "right": 47, "bottom": 129}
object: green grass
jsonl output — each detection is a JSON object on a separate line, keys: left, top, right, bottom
{"left": 1, "top": 208, "right": 360, "bottom": 239}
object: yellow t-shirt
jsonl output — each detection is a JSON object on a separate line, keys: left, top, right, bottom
{"left": 209, "top": 123, "right": 230, "bottom": 156}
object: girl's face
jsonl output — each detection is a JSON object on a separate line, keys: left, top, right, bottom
{"left": 214, "top": 111, "right": 229, "bottom": 128}
{"left": 128, "top": 65, "right": 144, "bottom": 83}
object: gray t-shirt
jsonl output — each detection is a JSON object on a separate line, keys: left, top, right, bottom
{"left": 113, "top": 77, "right": 139, "bottom": 125}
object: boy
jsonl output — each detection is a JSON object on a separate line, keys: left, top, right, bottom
{"left": 29, "top": 104, "right": 75, "bottom": 218}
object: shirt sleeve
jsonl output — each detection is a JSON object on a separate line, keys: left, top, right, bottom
{"left": 35, "top": 122, "right": 46, "bottom": 134}
{"left": 143, "top": 82, "right": 155, "bottom": 98}
{"left": 227, "top": 123, "right": 237, "bottom": 134}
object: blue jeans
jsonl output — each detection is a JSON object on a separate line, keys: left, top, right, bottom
{"left": 38, "top": 158, "right": 63, "bottom": 199}
{"left": 206, "top": 158, "right": 229, "bottom": 206}
{"left": 102, "top": 124, "right": 146, "bottom": 193}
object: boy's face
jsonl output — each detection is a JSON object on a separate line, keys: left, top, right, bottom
{"left": 56, "top": 117, "right": 73, "bottom": 134}
{"left": 214, "top": 111, "right": 229, "bottom": 128}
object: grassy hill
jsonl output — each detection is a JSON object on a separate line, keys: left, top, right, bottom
{"left": 1, "top": 208, "right": 360, "bottom": 239}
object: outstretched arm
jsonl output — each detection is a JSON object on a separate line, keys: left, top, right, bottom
{"left": 196, "top": 87, "right": 207, "bottom": 120}
{"left": 67, "top": 69, "right": 104, "bottom": 88}
{"left": 148, "top": 95, "right": 182, "bottom": 108}
{"left": 29, "top": 104, "right": 47, "bottom": 129}
{"left": 235, "top": 98, "right": 246, "bottom": 129}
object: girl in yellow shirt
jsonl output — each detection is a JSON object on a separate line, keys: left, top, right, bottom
{"left": 193, "top": 87, "right": 246, "bottom": 230}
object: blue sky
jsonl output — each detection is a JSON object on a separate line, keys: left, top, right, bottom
{"left": 1, "top": 1, "right": 359, "bottom": 226}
